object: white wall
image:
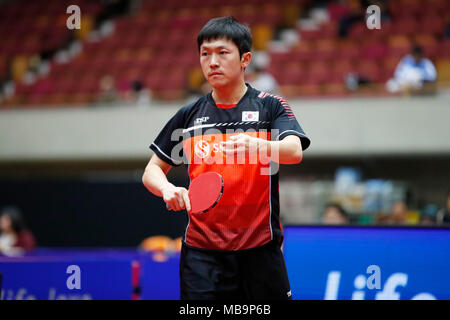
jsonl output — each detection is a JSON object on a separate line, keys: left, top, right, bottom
{"left": 1, "top": 96, "right": 449, "bottom": 161}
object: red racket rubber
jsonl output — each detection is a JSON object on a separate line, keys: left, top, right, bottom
{"left": 189, "top": 172, "right": 224, "bottom": 214}
{"left": 166, "top": 172, "right": 224, "bottom": 214}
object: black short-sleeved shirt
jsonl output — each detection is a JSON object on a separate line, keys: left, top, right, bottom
{"left": 150, "top": 84, "right": 310, "bottom": 251}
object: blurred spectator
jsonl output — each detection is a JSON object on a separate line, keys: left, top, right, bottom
{"left": 328, "top": 0, "right": 353, "bottom": 22}
{"left": 336, "top": 0, "right": 363, "bottom": 37}
{"left": 436, "top": 192, "right": 450, "bottom": 225}
{"left": 187, "top": 67, "right": 206, "bottom": 98}
{"left": 139, "top": 235, "right": 182, "bottom": 262}
{"left": 186, "top": 74, "right": 213, "bottom": 103}
{"left": 95, "top": 74, "right": 120, "bottom": 105}
{"left": 247, "top": 52, "right": 280, "bottom": 95}
{"left": 345, "top": 72, "right": 371, "bottom": 91}
{"left": 247, "top": 67, "right": 279, "bottom": 95}
{"left": 0, "top": 206, "right": 36, "bottom": 256}
{"left": 420, "top": 204, "right": 438, "bottom": 225}
{"left": 322, "top": 203, "right": 350, "bottom": 225}
{"left": 124, "top": 80, "right": 152, "bottom": 108}
{"left": 200, "top": 82, "right": 213, "bottom": 95}
{"left": 336, "top": 0, "right": 392, "bottom": 38}
{"left": 95, "top": 0, "right": 132, "bottom": 29}
{"left": 140, "top": 235, "right": 174, "bottom": 252}
{"left": 375, "top": 200, "right": 411, "bottom": 225}
{"left": 386, "top": 45, "right": 437, "bottom": 95}
{"left": 445, "top": 18, "right": 450, "bottom": 39}
{"left": 386, "top": 200, "right": 410, "bottom": 225}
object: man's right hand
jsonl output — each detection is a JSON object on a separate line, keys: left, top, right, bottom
{"left": 161, "top": 183, "right": 191, "bottom": 212}
{"left": 142, "top": 154, "right": 191, "bottom": 212}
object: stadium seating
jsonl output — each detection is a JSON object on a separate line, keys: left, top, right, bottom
{"left": 0, "top": 0, "right": 449, "bottom": 107}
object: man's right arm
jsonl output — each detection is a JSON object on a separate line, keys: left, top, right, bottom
{"left": 142, "top": 154, "right": 190, "bottom": 212}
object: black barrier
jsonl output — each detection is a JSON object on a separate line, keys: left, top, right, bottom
{"left": 0, "top": 300, "right": 440, "bottom": 317}
{"left": 0, "top": 178, "right": 188, "bottom": 247}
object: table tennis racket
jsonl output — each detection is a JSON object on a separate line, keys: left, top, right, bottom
{"left": 167, "top": 172, "right": 224, "bottom": 214}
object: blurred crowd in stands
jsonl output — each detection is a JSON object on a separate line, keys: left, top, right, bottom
{"left": 1, "top": 190, "right": 449, "bottom": 256}
{"left": 0, "top": 206, "right": 36, "bottom": 256}
{"left": 321, "top": 191, "right": 450, "bottom": 226}
{"left": 0, "top": 0, "right": 449, "bottom": 107}
{"left": 1, "top": 190, "right": 448, "bottom": 256}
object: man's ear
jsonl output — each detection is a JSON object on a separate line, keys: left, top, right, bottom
{"left": 241, "top": 52, "right": 252, "bottom": 70}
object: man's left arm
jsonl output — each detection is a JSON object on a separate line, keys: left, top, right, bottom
{"left": 423, "top": 59, "right": 437, "bottom": 82}
{"left": 225, "top": 134, "right": 302, "bottom": 164}
{"left": 267, "top": 135, "right": 302, "bottom": 164}
{"left": 224, "top": 96, "right": 310, "bottom": 164}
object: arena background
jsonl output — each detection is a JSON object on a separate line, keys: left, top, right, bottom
{"left": 0, "top": 0, "right": 449, "bottom": 300}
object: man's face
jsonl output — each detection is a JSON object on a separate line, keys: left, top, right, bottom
{"left": 199, "top": 38, "right": 250, "bottom": 89}
{"left": 322, "top": 207, "right": 347, "bottom": 225}
{"left": 0, "top": 215, "right": 12, "bottom": 232}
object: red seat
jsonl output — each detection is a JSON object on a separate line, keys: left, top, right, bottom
{"left": 74, "top": 75, "right": 99, "bottom": 94}
{"left": 298, "top": 83, "right": 321, "bottom": 97}
{"left": 330, "top": 59, "right": 355, "bottom": 82}
{"left": 315, "top": 39, "right": 338, "bottom": 60}
{"left": 337, "top": 40, "right": 360, "bottom": 60}
{"left": 426, "top": 0, "right": 450, "bottom": 12}
{"left": 413, "top": 34, "right": 440, "bottom": 59}
{"left": 435, "top": 41, "right": 450, "bottom": 59}
{"left": 361, "top": 41, "right": 389, "bottom": 61}
{"left": 278, "top": 61, "right": 303, "bottom": 86}
{"left": 269, "top": 51, "right": 291, "bottom": 66}
{"left": 356, "top": 60, "right": 383, "bottom": 82}
{"left": 389, "top": 0, "right": 422, "bottom": 19}
{"left": 388, "top": 35, "right": 411, "bottom": 58}
{"left": 143, "top": 71, "right": 164, "bottom": 91}
{"left": 302, "top": 61, "right": 329, "bottom": 85}
{"left": 392, "top": 19, "right": 420, "bottom": 36}
{"left": 348, "top": 22, "right": 369, "bottom": 40}
{"left": 322, "top": 82, "right": 348, "bottom": 97}
{"left": 291, "top": 41, "right": 315, "bottom": 61}
{"left": 419, "top": 16, "right": 445, "bottom": 35}
{"left": 298, "top": 29, "right": 322, "bottom": 41}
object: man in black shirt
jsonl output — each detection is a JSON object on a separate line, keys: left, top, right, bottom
{"left": 142, "top": 16, "right": 311, "bottom": 300}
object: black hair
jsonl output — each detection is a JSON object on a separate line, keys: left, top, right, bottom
{"left": 411, "top": 45, "right": 423, "bottom": 56}
{"left": 131, "top": 80, "right": 142, "bottom": 92}
{"left": 0, "top": 206, "right": 26, "bottom": 233}
{"left": 197, "top": 16, "right": 252, "bottom": 58}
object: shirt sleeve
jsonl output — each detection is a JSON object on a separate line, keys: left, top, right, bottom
{"left": 422, "top": 59, "right": 437, "bottom": 82}
{"left": 270, "top": 96, "right": 311, "bottom": 151}
{"left": 394, "top": 56, "right": 408, "bottom": 80}
{"left": 149, "top": 107, "right": 187, "bottom": 166}
{"left": 15, "top": 230, "right": 36, "bottom": 250}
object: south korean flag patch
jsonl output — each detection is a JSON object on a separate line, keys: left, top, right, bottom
{"left": 242, "top": 111, "right": 259, "bottom": 122}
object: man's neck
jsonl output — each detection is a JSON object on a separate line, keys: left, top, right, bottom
{"left": 2, "top": 229, "right": 14, "bottom": 236}
{"left": 212, "top": 81, "right": 248, "bottom": 105}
